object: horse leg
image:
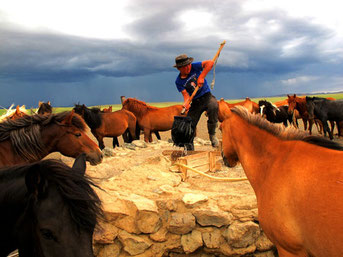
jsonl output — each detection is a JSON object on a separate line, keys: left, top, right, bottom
{"left": 323, "top": 120, "right": 333, "bottom": 139}
{"left": 154, "top": 131, "right": 161, "bottom": 140}
{"left": 308, "top": 119, "right": 314, "bottom": 135}
{"left": 329, "top": 120, "right": 335, "bottom": 135}
{"left": 303, "top": 119, "right": 308, "bottom": 131}
{"left": 143, "top": 128, "right": 150, "bottom": 143}
{"left": 292, "top": 113, "right": 297, "bottom": 128}
{"left": 113, "top": 137, "right": 119, "bottom": 148}
{"left": 97, "top": 137, "right": 105, "bottom": 150}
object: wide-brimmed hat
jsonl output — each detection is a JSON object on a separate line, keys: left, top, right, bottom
{"left": 173, "top": 54, "right": 194, "bottom": 68}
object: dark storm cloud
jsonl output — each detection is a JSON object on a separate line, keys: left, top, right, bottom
{"left": 0, "top": 0, "right": 342, "bottom": 107}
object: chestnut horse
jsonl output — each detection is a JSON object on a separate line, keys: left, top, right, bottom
{"left": 0, "top": 111, "right": 102, "bottom": 167}
{"left": 0, "top": 105, "right": 29, "bottom": 122}
{"left": 220, "top": 105, "right": 343, "bottom": 257}
{"left": 219, "top": 97, "right": 259, "bottom": 115}
{"left": 122, "top": 98, "right": 184, "bottom": 142}
{"left": 74, "top": 104, "right": 137, "bottom": 149}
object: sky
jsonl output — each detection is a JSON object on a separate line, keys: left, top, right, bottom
{"left": 0, "top": 0, "right": 343, "bottom": 108}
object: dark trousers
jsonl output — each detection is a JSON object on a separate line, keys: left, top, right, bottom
{"left": 187, "top": 92, "right": 219, "bottom": 139}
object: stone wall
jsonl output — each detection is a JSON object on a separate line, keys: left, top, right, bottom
{"left": 93, "top": 191, "right": 276, "bottom": 257}
{"left": 85, "top": 142, "right": 277, "bottom": 257}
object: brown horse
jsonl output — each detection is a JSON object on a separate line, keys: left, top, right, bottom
{"left": 220, "top": 104, "right": 343, "bottom": 257}
{"left": 0, "top": 110, "right": 102, "bottom": 167}
{"left": 102, "top": 106, "right": 112, "bottom": 113}
{"left": 219, "top": 97, "right": 259, "bottom": 115}
{"left": 74, "top": 104, "right": 137, "bottom": 149}
{"left": 122, "top": 98, "right": 184, "bottom": 142}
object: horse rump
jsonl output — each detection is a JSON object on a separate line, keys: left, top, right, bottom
{"left": 171, "top": 116, "right": 195, "bottom": 147}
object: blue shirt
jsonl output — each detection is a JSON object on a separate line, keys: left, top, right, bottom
{"left": 175, "top": 62, "right": 211, "bottom": 100}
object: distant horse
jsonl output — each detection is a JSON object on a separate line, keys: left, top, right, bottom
{"left": 74, "top": 104, "right": 136, "bottom": 149}
{"left": 0, "top": 154, "right": 103, "bottom": 257}
{"left": 122, "top": 98, "right": 184, "bottom": 142}
{"left": 258, "top": 100, "right": 292, "bottom": 126}
{"left": 306, "top": 96, "right": 343, "bottom": 140}
{"left": 287, "top": 94, "right": 335, "bottom": 135}
{"left": 102, "top": 106, "right": 112, "bottom": 113}
{"left": 0, "top": 105, "right": 29, "bottom": 122}
{"left": 219, "top": 97, "right": 260, "bottom": 114}
{"left": 0, "top": 110, "right": 102, "bottom": 167}
{"left": 220, "top": 104, "right": 343, "bottom": 257}
{"left": 37, "top": 101, "right": 53, "bottom": 115}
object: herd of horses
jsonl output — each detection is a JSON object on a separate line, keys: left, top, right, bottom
{"left": 1, "top": 94, "right": 343, "bottom": 257}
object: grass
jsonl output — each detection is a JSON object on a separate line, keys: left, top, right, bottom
{"left": 1, "top": 93, "right": 343, "bottom": 116}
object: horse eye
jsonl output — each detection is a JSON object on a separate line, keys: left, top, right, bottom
{"left": 40, "top": 229, "right": 56, "bottom": 241}
{"left": 75, "top": 133, "right": 81, "bottom": 137}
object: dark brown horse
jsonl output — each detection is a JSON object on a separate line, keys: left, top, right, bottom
{"left": 221, "top": 104, "right": 343, "bottom": 257}
{"left": 0, "top": 110, "right": 103, "bottom": 167}
{"left": 122, "top": 98, "right": 184, "bottom": 142}
{"left": 74, "top": 104, "right": 136, "bottom": 149}
{"left": 37, "top": 101, "right": 53, "bottom": 115}
{"left": 287, "top": 94, "right": 335, "bottom": 135}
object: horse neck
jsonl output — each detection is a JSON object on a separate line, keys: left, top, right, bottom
{"left": 0, "top": 173, "right": 28, "bottom": 226}
{"left": 295, "top": 99, "right": 308, "bottom": 115}
{"left": 39, "top": 123, "right": 63, "bottom": 157}
{"left": 229, "top": 115, "right": 282, "bottom": 193}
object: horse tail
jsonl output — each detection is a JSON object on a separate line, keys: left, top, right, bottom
{"left": 125, "top": 110, "right": 137, "bottom": 141}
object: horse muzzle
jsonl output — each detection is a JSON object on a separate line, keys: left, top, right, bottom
{"left": 86, "top": 150, "right": 103, "bottom": 165}
{"left": 221, "top": 151, "right": 238, "bottom": 168}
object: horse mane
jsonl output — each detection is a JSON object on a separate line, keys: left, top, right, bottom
{"left": 122, "top": 98, "right": 159, "bottom": 118}
{"left": 0, "top": 159, "right": 103, "bottom": 231}
{"left": 231, "top": 106, "right": 343, "bottom": 151}
{"left": 74, "top": 104, "right": 102, "bottom": 129}
{"left": 0, "top": 112, "right": 87, "bottom": 161}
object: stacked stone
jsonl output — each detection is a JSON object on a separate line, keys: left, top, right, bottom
{"left": 93, "top": 192, "right": 275, "bottom": 257}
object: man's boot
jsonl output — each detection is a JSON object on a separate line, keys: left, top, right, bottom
{"left": 209, "top": 134, "right": 219, "bottom": 148}
{"left": 208, "top": 122, "right": 219, "bottom": 148}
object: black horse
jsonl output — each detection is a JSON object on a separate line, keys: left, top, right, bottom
{"left": 306, "top": 97, "right": 343, "bottom": 140}
{"left": 258, "top": 100, "right": 293, "bottom": 126}
{"left": 0, "top": 154, "right": 103, "bottom": 257}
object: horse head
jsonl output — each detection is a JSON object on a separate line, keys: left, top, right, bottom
{"left": 15, "top": 155, "right": 102, "bottom": 256}
{"left": 218, "top": 105, "right": 240, "bottom": 167}
{"left": 287, "top": 94, "right": 298, "bottom": 115}
{"left": 48, "top": 111, "right": 103, "bottom": 165}
{"left": 305, "top": 96, "right": 316, "bottom": 120}
{"left": 37, "top": 101, "right": 52, "bottom": 115}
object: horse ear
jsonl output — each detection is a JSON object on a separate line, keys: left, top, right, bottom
{"left": 25, "top": 163, "right": 47, "bottom": 197}
{"left": 38, "top": 101, "right": 42, "bottom": 107}
{"left": 61, "top": 110, "right": 75, "bottom": 125}
{"left": 15, "top": 105, "right": 20, "bottom": 114}
{"left": 72, "top": 153, "right": 87, "bottom": 176}
{"left": 293, "top": 94, "right": 296, "bottom": 97}
{"left": 47, "top": 101, "right": 51, "bottom": 105}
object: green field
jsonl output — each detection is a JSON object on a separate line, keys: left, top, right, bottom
{"left": 1, "top": 93, "right": 343, "bottom": 116}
